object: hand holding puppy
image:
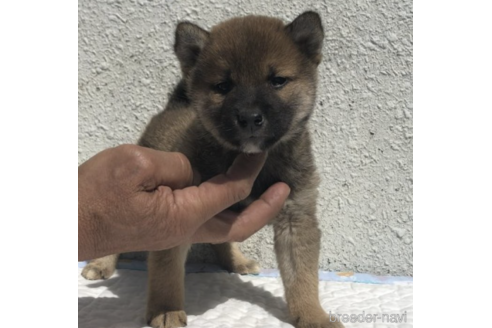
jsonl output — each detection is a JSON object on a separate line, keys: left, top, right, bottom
{"left": 78, "top": 144, "right": 290, "bottom": 261}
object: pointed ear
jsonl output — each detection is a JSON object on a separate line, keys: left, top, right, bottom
{"left": 285, "top": 11, "right": 324, "bottom": 65}
{"left": 174, "top": 22, "right": 209, "bottom": 77}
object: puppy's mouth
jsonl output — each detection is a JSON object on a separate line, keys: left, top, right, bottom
{"left": 239, "top": 136, "right": 265, "bottom": 154}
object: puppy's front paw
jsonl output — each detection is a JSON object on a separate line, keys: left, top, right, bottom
{"left": 230, "top": 258, "right": 260, "bottom": 275}
{"left": 296, "top": 314, "right": 345, "bottom": 328}
{"left": 81, "top": 262, "right": 115, "bottom": 280}
{"left": 147, "top": 310, "right": 187, "bottom": 328}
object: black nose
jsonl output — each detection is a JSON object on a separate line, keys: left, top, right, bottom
{"left": 236, "top": 113, "right": 264, "bottom": 130}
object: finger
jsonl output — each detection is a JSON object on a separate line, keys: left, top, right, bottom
{"left": 139, "top": 149, "right": 194, "bottom": 190}
{"left": 191, "top": 182, "right": 290, "bottom": 244}
{"left": 223, "top": 182, "right": 290, "bottom": 241}
{"left": 173, "top": 152, "right": 267, "bottom": 222}
{"left": 189, "top": 211, "right": 239, "bottom": 244}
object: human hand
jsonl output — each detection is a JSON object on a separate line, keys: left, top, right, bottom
{"left": 78, "top": 145, "right": 290, "bottom": 261}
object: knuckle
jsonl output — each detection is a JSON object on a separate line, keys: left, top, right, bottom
{"left": 163, "top": 191, "right": 188, "bottom": 235}
{"left": 112, "top": 145, "right": 154, "bottom": 181}
{"left": 172, "top": 152, "right": 193, "bottom": 183}
{"left": 151, "top": 188, "right": 181, "bottom": 233}
{"left": 114, "top": 144, "right": 139, "bottom": 156}
{"left": 127, "top": 146, "right": 154, "bottom": 172}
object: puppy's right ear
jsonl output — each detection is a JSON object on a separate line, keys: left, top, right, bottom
{"left": 286, "top": 12, "right": 324, "bottom": 65}
{"left": 174, "top": 22, "right": 209, "bottom": 77}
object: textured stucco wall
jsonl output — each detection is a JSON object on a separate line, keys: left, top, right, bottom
{"left": 79, "top": 0, "right": 413, "bottom": 275}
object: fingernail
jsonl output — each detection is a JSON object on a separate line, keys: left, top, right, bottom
{"left": 280, "top": 184, "right": 291, "bottom": 200}
{"left": 271, "top": 183, "right": 291, "bottom": 202}
{"left": 242, "top": 152, "right": 265, "bottom": 160}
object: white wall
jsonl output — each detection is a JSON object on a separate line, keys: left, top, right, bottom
{"left": 78, "top": 0, "right": 413, "bottom": 275}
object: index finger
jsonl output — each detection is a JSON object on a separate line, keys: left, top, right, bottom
{"left": 172, "top": 152, "right": 267, "bottom": 222}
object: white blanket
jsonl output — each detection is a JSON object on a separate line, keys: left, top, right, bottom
{"left": 78, "top": 268, "right": 412, "bottom": 328}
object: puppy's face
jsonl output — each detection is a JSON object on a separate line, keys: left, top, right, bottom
{"left": 175, "top": 12, "right": 324, "bottom": 153}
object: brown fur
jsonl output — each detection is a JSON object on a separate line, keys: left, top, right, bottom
{"left": 82, "top": 12, "right": 344, "bottom": 328}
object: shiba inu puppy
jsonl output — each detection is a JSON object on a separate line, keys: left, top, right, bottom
{"left": 82, "top": 11, "right": 343, "bottom": 328}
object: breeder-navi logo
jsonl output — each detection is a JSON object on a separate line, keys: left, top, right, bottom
{"left": 328, "top": 311, "right": 408, "bottom": 324}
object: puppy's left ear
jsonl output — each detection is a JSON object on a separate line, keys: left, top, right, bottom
{"left": 286, "top": 11, "right": 324, "bottom": 65}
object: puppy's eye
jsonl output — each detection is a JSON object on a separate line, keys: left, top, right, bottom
{"left": 215, "top": 81, "right": 233, "bottom": 94}
{"left": 271, "top": 76, "right": 288, "bottom": 88}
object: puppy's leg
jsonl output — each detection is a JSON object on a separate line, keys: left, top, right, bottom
{"left": 274, "top": 200, "right": 344, "bottom": 328}
{"left": 212, "top": 242, "right": 260, "bottom": 274}
{"left": 81, "top": 254, "right": 119, "bottom": 280}
{"left": 146, "top": 244, "right": 190, "bottom": 328}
